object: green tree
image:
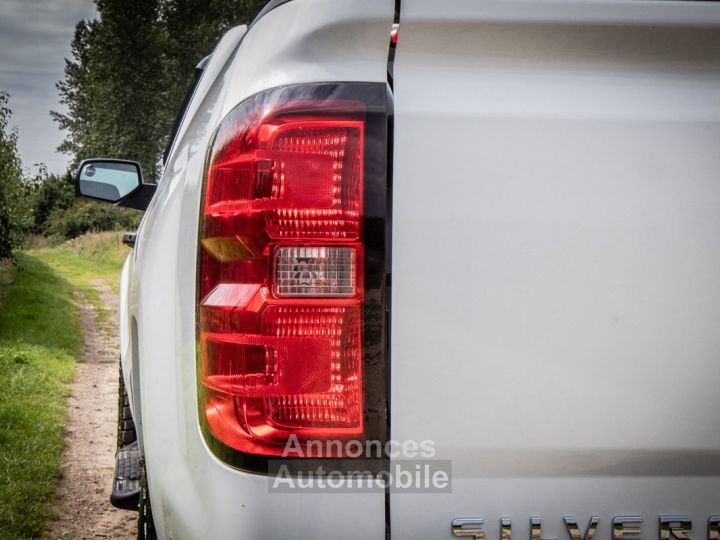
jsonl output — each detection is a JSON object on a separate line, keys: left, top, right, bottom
{"left": 0, "top": 92, "right": 31, "bottom": 258}
{"left": 28, "top": 170, "right": 76, "bottom": 233}
{"left": 52, "top": 20, "right": 96, "bottom": 165}
{"left": 54, "top": 0, "right": 266, "bottom": 185}
{"left": 159, "top": 0, "right": 266, "bottom": 137}
{"left": 54, "top": 0, "right": 167, "bottom": 182}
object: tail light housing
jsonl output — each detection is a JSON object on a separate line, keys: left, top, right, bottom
{"left": 197, "top": 83, "right": 389, "bottom": 471}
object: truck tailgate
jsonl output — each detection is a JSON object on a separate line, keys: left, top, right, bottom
{"left": 391, "top": 1, "right": 720, "bottom": 538}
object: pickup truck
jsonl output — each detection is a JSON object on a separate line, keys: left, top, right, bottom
{"left": 74, "top": 0, "right": 720, "bottom": 538}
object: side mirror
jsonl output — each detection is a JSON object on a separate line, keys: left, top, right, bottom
{"left": 75, "top": 159, "right": 156, "bottom": 211}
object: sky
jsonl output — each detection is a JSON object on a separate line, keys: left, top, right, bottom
{"left": 0, "top": 0, "right": 97, "bottom": 175}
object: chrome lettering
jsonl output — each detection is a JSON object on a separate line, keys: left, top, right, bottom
{"left": 531, "top": 517, "right": 556, "bottom": 540}
{"left": 613, "top": 516, "right": 643, "bottom": 540}
{"left": 565, "top": 516, "right": 599, "bottom": 540}
{"left": 660, "top": 516, "right": 691, "bottom": 540}
{"left": 502, "top": 518, "right": 512, "bottom": 540}
{"left": 708, "top": 516, "right": 720, "bottom": 540}
{"left": 453, "top": 518, "right": 485, "bottom": 540}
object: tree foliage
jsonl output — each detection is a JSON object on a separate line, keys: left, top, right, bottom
{"left": 0, "top": 92, "right": 31, "bottom": 258}
{"left": 27, "top": 171, "right": 76, "bottom": 234}
{"left": 0, "top": 0, "right": 266, "bottom": 254}
{"left": 53, "top": 1, "right": 167, "bottom": 182}
{"left": 44, "top": 200, "right": 141, "bottom": 240}
{"left": 54, "top": 0, "right": 266, "bottom": 183}
{"left": 24, "top": 169, "right": 139, "bottom": 240}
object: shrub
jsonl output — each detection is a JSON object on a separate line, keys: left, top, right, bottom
{"left": 0, "top": 92, "right": 31, "bottom": 258}
{"left": 44, "top": 200, "right": 141, "bottom": 240}
{"left": 29, "top": 171, "right": 76, "bottom": 233}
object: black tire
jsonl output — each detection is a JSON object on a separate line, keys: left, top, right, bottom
{"left": 138, "top": 459, "right": 157, "bottom": 539}
{"left": 118, "top": 364, "right": 137, "bottom": 448}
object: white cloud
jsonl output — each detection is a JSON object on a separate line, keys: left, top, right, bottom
{"left": 0, "top": 0, "right": 98, "bottom": 174}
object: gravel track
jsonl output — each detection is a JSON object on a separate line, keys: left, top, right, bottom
{"left": 46, "top": 280, "right": 136, "bottom": 539}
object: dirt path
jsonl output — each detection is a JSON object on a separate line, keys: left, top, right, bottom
{"left": 47, "top": 280, "right": 137, "bottom": 539}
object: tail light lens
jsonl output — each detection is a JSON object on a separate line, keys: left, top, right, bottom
{"left": 197, "top": 84, "right": 389, "bottom": 468}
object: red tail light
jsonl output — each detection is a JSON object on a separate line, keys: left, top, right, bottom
{"left": 197, "top": 84, "right": 389, "bottom": 468}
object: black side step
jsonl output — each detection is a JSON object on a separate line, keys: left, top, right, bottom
{"left": 110, "top": 441, "right": 141, "bottom": 511}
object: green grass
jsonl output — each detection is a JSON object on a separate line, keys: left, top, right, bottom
{"left": 33, "top": 232, "right": 129, "bottom": 323}
{"left": 0, "top": 252, "right": 81, "bottom": 538}
{"left": 0, "top": 232, "right": 127, "bottom": 538}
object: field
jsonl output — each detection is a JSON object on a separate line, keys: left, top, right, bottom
{"left": 0, "top": 232, "right": 127, "bottom": 538}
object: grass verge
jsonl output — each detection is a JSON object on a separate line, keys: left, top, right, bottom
{"left": 0, "top": 252, "right": 81, "bottom": 538}
{"left": 33, "top": 232, "right": 129, "bottom": 323}
{"left": 0, "top": 232, "right": 127, "bottom": 537}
